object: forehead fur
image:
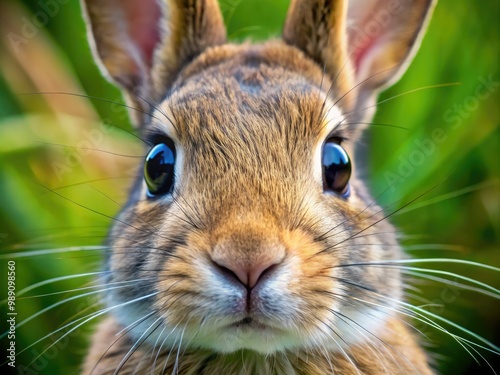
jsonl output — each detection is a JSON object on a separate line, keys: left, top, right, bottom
{"left": 154, "top": 40, "right": 351, "bottom": 142}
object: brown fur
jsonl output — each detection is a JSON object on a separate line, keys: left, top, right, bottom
{"left": 80, "top": 0, "right": 437, "bottom": 374}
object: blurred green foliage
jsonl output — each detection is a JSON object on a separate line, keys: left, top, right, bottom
{"left": 0, "top": 0, "right": 498, "bottom": 374}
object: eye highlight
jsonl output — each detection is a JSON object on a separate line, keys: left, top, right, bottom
{"left": 322, "top": 140, "right": 351, "bottom": 197}
{"left": 144, "top": 140, "right": 176, "bottom": 197}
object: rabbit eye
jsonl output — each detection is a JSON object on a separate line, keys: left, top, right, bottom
{"left": 144, "top": 141, "right": 176, "bottom": 197}
{"left": 322, "top": 140, "right": 351, "bottom": 197}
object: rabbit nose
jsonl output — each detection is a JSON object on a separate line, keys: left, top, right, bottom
{"left": 210, "top": 231, "right": 286, "bottom": 289}
{"left": 214, "top": 258, "right": 279, "bottom": 289}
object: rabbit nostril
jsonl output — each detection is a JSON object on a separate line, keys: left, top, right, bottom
{"left": 214, "top": 262, "right": 246, "bottom": 285}
{"left": 213, "top": 259, "right": 278, "bottom": 289}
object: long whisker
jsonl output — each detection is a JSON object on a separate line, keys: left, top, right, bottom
{"left": 396, "top": 179, "right": 499, "bottom": 215}
{"left": 346, "top": 293, "right": 485, "bottom": 365}
{"left": 19, "top": 91, "right": 159, "bottom": 140}
{"left": 91, "top": 281, "right": 186, "bottom": 374}
{"left": 16, "top": 277, "right": 154, "bottom": 300}
{"left": 19, "top": 291, "right": 158, "bottom": 365}
{"left": 314, "top": 182, "right": 401, "bottom": 245}
{"left": 34, "top": 183, "right": 178, "bottom": 244}
{"left": 341, "top": 279, "right": 500, "bottom": 354}
{"left": 52, "top": 176, "right": 134, "bottom": 191}
{"left": 113, "top": 315, "right": 165, "bottom": 375}
{"left": 340, "top": 82, "right": 460, "bottom": 124}
{"left": 34, "top": 140, "right": 144, "bottom": 158}
{"left": 89, "top": 186, "right": 164, "bottom": 235}
{"left": 403, "top": 269, "right": 499, "bottom": 299}
{"left": 2, "top": 283, "right": 145, "bottom": 338}
{"left": 320, "top": 181, "right": 446, "bottom": 254}
{"left": 335, "top": 258, "right": 500, "bottom": 272}
{"left": 2, "top": 271, "right": 105, "bottom": 300}
{"left": 172, "top": 325, "right": 187, "bottom": 375}
{"left": 328, "top": 308, "right": 418, "bottom": 374}
{"left": 342, "top": 121, "right": 410, "bottom": 131}
{"left": 153, "top": 323, "right": 182, "bottom": 374}
{"left": 0, "top": 245, "right": 106, "bottom": 259}
{"left": 315, "top": 317, "right": 362, "bottom": 375}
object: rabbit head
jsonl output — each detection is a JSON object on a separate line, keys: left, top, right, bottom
{"left": 82, "top": 0, "right": 435, "bottom": 363}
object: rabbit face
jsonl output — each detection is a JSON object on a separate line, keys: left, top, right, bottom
{"left": 81, "top": 0, "right": 436, "bottom": 369}
{"left": 105, "top": 42, "right": 401, "bottom": 354}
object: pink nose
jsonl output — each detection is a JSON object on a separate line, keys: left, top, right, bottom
{"left": 214, "top": 257, "right": 279, "bottom": 289}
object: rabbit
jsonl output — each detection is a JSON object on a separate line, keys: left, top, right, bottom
{"left": 78, "top": 0, "right": 442, "bottom": 373}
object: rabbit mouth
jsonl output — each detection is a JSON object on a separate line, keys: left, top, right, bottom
{"left": 230, "top": 316, "right": 268, "bottom": 331}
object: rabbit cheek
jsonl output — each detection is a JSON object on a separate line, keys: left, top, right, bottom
{"left": 283, "top": 215, "right": 401, "bottom": 350}
{"left": 321, "top": 207, "right": 403, "bottom": 345}
{"left": 283, "top": 231, "right": 344, "bottom": 320}
{"left": 103, "top": 201, "right": 186, "bottom": 328}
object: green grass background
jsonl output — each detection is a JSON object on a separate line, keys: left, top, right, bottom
{"left": 0, "top": 0, "right": 498, "bottom": 374}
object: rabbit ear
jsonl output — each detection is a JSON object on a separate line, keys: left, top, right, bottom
{"left": 283, "top": 0, "right": 353, "bottom": 104}
{"left": 283, "top": 0, "right": 435, "bottom": 116}
{"left": 81, "top": 0, "right": 226, "bottom": 123}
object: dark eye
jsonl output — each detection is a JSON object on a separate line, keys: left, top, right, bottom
{"left": 144, "top": 141, "right": 176, "bottom": 197}
{"left": 322, "top": 140, "right": 351, "bottom": 197}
